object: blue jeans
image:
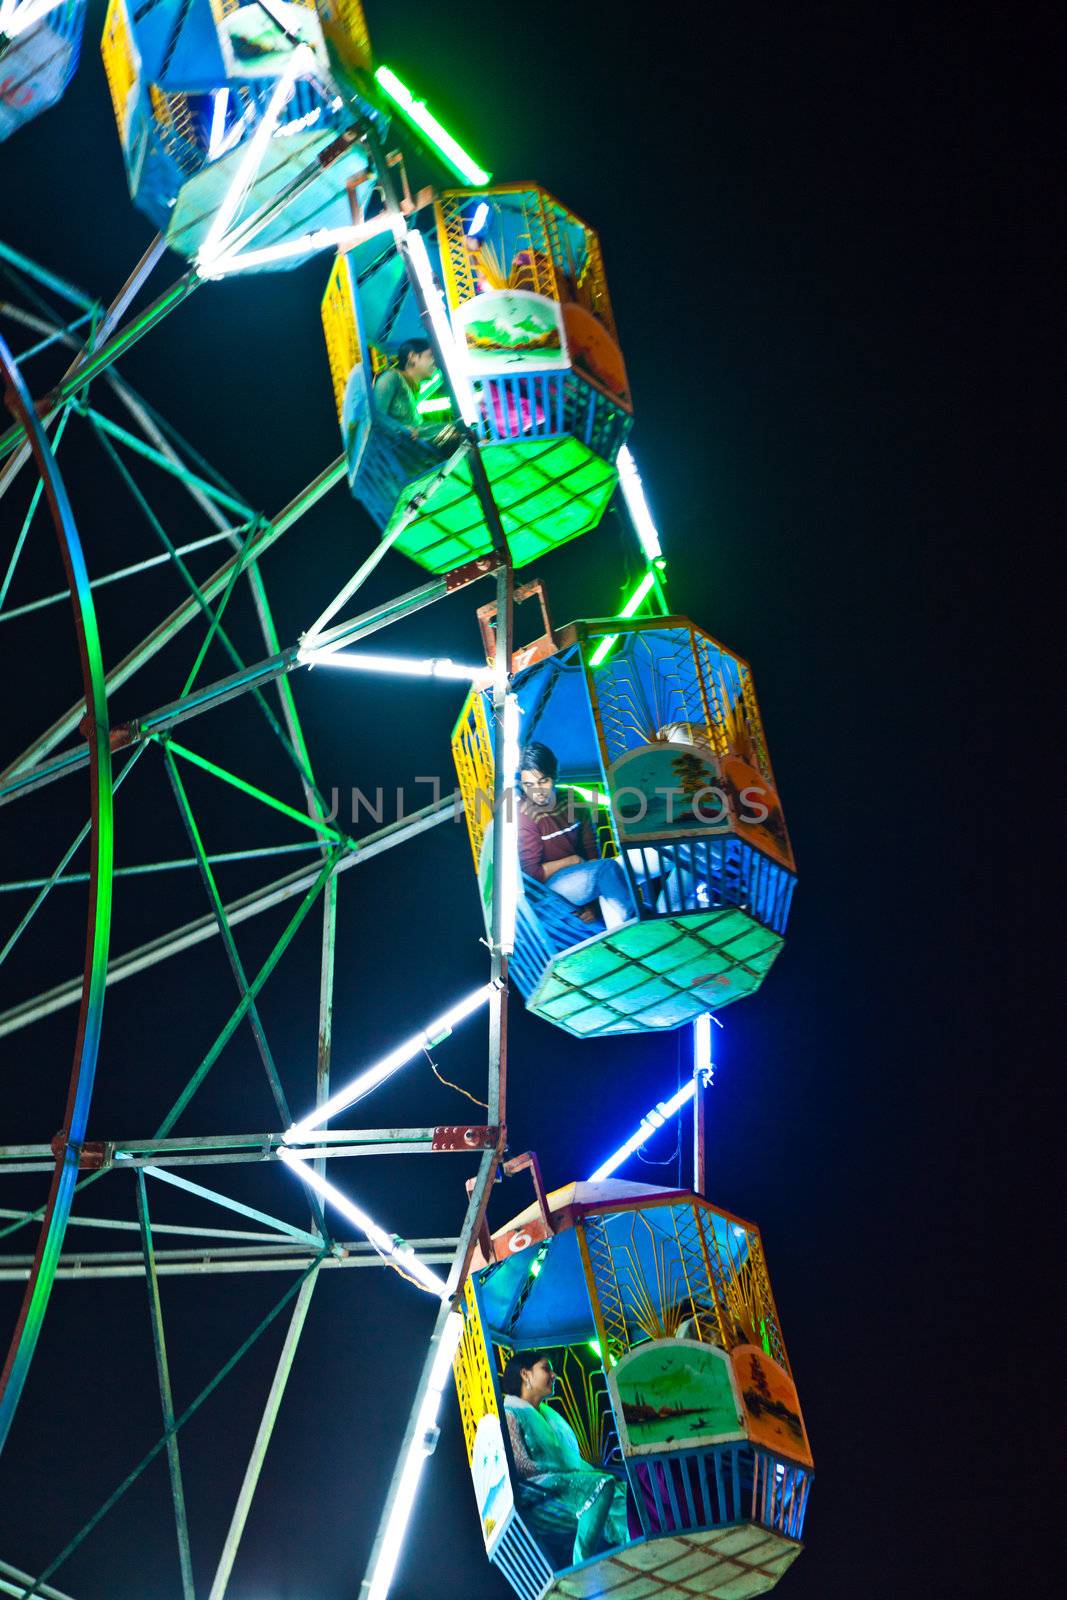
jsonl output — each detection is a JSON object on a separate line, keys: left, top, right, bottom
{"left": 548, "top": 857, "right": 634, "bottom": 930}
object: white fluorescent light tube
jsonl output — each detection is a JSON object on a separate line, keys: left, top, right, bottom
{"left": 197, "top": 46, "right": 311, "bottom": 274}
{"left": 499, "top": 693, "right": 521, "bottom": 954}
{"left": 297, "top": 647, "right": 487, "bottom": 680}
{"left": 1, "top": 0, "right": 65, "bottom": 38}
{"left": 401, "top": 227, "right": 477, "bottom": 426}
{"left": 286, "top": 984, "right": 493, "bottom": 1139}
{"left": 617, "top": 445, "right": 662, "bottom": 560}
{"left": 589, "top": 1078, "right": 697, "bottom": 1182}
{"left": 279, "top": 1150, "right": 448, "bottom": 1297}
{"left": 468, "top": 201, "right": 490, "bottom": 236}
{"left": 694, "top": 1011, "right": 713, "bottom": 1073}
{"left": 207, "top": 213, "right": 398, "bottom": 276}
{"left": 208, "top": 87, "right": 230, "bottom": 160}
{"left": 365, "top": 1310, "right": 465, "bottom": 1600}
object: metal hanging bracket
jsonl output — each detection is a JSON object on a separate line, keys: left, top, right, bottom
{"left": 478, "top": 578, "right": 558, "bottom": 673}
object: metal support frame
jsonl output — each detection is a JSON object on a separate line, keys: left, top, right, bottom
{"left": 349, "top": 157, "right": 518, "bottom": 1576}
{"left": 134, "top": 1173, "right": 196, "bottom": 1600}
{"left": 0, "top": 1126, "right": 501, "bottom": 1178}
{"left": 0, "top": 1557, "right": 77, "bottom": 1600}
{"left": 205, "top": 1266, "right": 320, "bottom": 1600}
{"left": 0, "top": 1239, "right": 461, "bottom": 1284}
{"left": 0, "top": 795, "right": 458, "bottom": 1039}
{"left": 0, "top": 451, "right": 346, "bottom": 783}
{"left": 0, "top": 208, "right": 522, "bottom": 1599}
{"left": 693, "top": 1064, "right": 706, "bottom": 1195}
{"left": 162, "top": 746, "right": 300, "bottom": 1130}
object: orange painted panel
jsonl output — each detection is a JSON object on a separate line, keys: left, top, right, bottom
{"left": 731, "top": 1345, "right": 813, "bottom": 1467}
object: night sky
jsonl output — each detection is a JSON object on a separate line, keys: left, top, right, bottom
{"left": 0, "top": 2, "right": 997, "bottom": 1597}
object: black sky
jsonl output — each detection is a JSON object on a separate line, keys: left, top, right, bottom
{"left": 0, "top": 2, "right": 1003, "bottom": 1596}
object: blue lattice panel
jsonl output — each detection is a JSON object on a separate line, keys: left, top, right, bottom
{"left": 471, "top": 371, "right": 631, "bottom": 459}
{"left": 625, "top": 837, "right": 796, "bottom": 929}
{"left": 527, "top": 906, "right": 784, "bottom": 1038}
{"left": 0, "top": 1, "right": 86, "bottom": 142}
{"left": 625, "top": 1444, "right": 811, "bottom": 1546}
{"left": 507, "top": 846, "right": 789, "bottom": 1038}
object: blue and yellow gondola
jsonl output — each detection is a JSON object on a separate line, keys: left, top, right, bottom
{"left": 454, "top": 1178, "right": 813, "bottom": 1599}
{"left": 321, "top": 183, "right": 632, "bottom": 573}
{"left": 1, "top": 1, "right": 87, "bottom": 141}
{"left": 452, "top": 615, "right": 796, "bottom": 1038}
{"left": 100, "top": 0, "right": 380, "bottom": 268}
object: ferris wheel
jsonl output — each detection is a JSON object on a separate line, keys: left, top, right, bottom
{"left": 0, "top": 5, "right": 810, "bottom": 1599}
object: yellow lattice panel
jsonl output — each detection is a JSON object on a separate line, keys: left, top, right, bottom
{"left": 575, "top": 225, "right": 619, "bottom": 345}
{"left": 577, "top": 1216, "right": 630, "bottom": 1362}
{"left": 101, "top": 0, "right": 138, "bottom": 141}
{"left": 680, "top": 1202, "right": 732, "bottom": 1349}
{"left": 147, "top": 82, "right": 171, "bottom": 132}
{"left": 696, "top": 1212, "right": 787, "bottom": 1369}
{"left": 688, "top": 627, "right": 727, "bottom": 758}
{"left": 435, "top": 195, "right": 478, "bottom": 310}
{"left": 321, "top": 254, "right": 360, "bottom": 426}
{"left": 737, "top": 661, "right": 773, "bottom": 781}
{"left": 739, "top": 1229, "right": 790, "bottom": 1372}
{"left": 453, "top": 1277, "right": 499, "bottom": 1465}
{"left": 673, "top": 1201, "right": 732, "bottom": 1348}
{"left": 147, "top": 84, "right": 199, "bottom": 169}
{"left": 518, "top": 190, "right": 561, "bottom": 301}
{"left": 451, "top": 689, "right": 494, "bottom": 869}
{"left": 316, "top": 0, "right": 372, "bottom": 74}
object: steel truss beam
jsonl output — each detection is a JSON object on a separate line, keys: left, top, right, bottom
{"left": 0, "top": 571, "right": 455, "bottom": 807}
{"left": 0, "top": 1239, "right": 460, "bottom": 1283}
{"left": 206, "top": 1266, "right": 319, "bottom": 1600}
{"left": 0, "top": 1127, "right": 501, "bottom": 1177}
{"left": 0, "top": 269, "right": 200, "bottom": 467}
{"left": 0, "top": 1556, "right": 77, "bottom": 1600}
{"left": 134, "top": 1173, "right": 196, "bottom": 1600}
{"left": 355, "top": 158, "right": 516, "bottom": 1583}
{"left": 0, "top": 452, "right": 346, "bottom": 783}
{"left": 0, "top": 795, "right": 458, "bottom": 1039}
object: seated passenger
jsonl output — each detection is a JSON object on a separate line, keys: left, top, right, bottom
{"left": 502, "top": 1351, "right": 628, "bottom": 1568}
{"left": 373, "top": 339, "right": 458, "bottom": 450}
{"left": 518, "top": 742, "right": 634, "bottom": 931}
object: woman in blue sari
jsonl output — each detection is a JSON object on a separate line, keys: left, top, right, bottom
{"left": 502, "top": 1351, "right": 628, "bottom": 1569}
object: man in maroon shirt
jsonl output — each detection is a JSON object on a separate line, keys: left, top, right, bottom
{"left": 518, "top": 741, "right": 634, "bottom": 930}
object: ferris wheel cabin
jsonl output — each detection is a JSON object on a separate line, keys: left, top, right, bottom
{"left": 452, "top": 617, "right": 796, "bottom": 1038}
{"left": 454, "top": 1179, "right": 813, "bottom": 1600}
{"left": 321, "top": 183, "right": 632, "bottom": 574}
{"left": 100, "top": 0, "right": 380, "bottom": 270}
{"left": 0, "top": 1, "right": 87, "bottom": 142}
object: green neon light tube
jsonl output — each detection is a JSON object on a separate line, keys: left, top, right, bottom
{"left": 417, "top": 397, "right": 453, "bottom": 414}
{"left": 560, "top": 783, "right": 611, "bottom": 807}
{"left": 588, "top": 570, "right": 657, "bottom": 667}
{"left": 375, "top": 65, "right": 491, "bottom": 186}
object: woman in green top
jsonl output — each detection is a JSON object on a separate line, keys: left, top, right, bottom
{"left": 373, "top": 339, "right": 458, "bottom": 449}
{"left": 501, "top": 1350, "right": 629, "bottom": 1569}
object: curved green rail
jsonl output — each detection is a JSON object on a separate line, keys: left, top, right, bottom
{"left": 0, "top": 336, "right": 114, "bottom": 1453}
